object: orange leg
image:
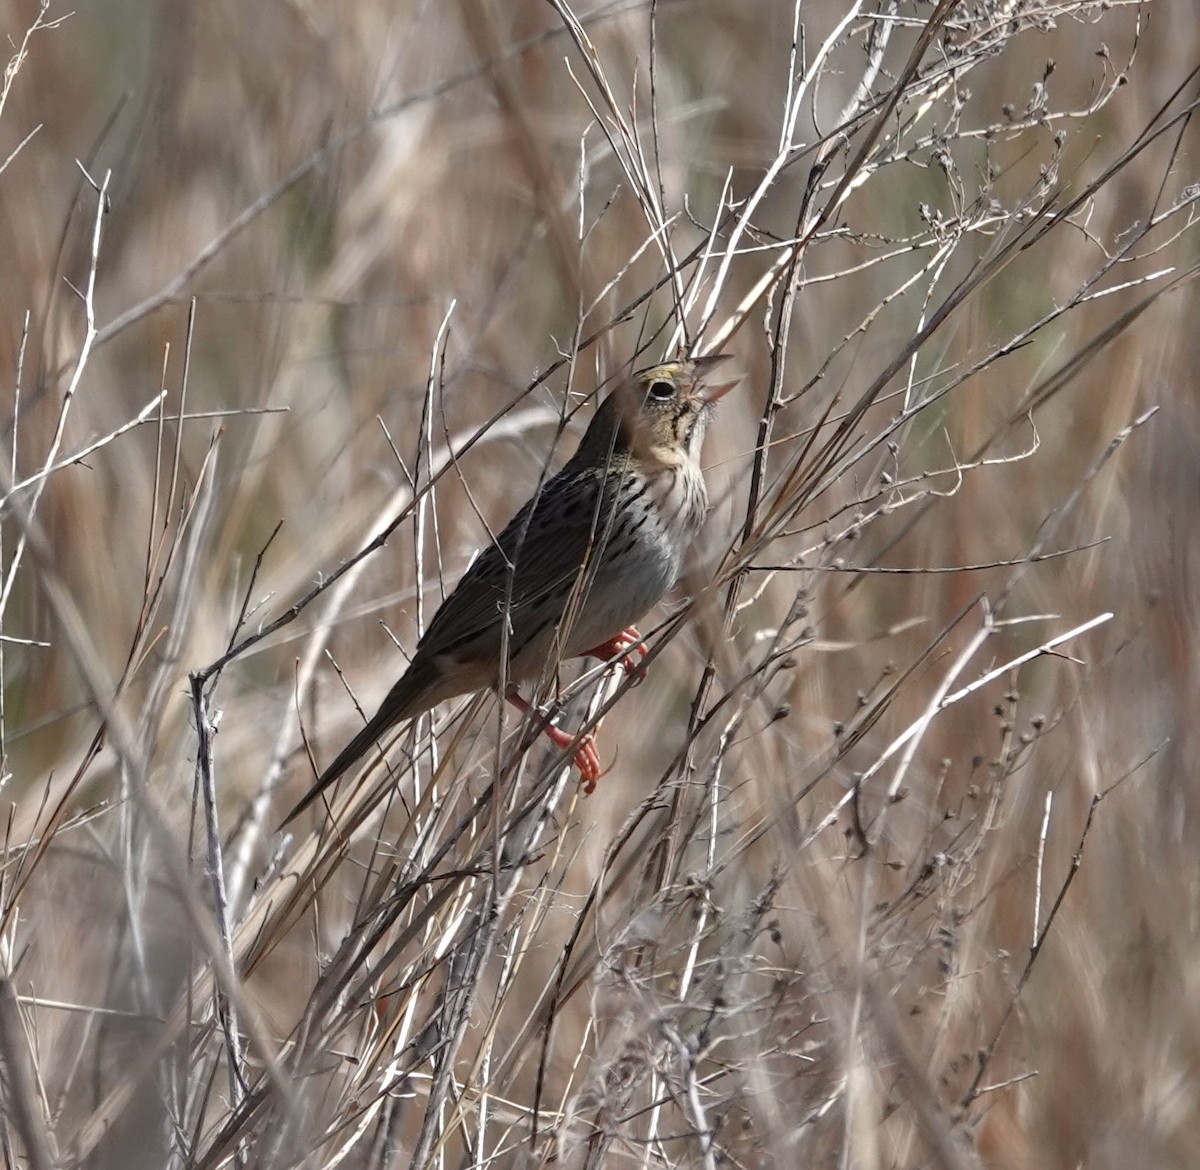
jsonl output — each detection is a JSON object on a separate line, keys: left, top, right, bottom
{"left": 583, "top": 625, "right": 648, "bottom": 682}
{"left": 505, "top": 690, "right": 603, "bottom": 793}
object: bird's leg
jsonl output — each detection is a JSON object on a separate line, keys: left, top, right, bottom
{"left": 504, "top": 689, "right": 603, "bottom": 793}
{"left": 582, "top": 625, "right": 648, "bottom": 683}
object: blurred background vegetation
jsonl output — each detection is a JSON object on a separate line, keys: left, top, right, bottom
{"left": 1, "top": 0, "right": 1199, "bottom": 1166}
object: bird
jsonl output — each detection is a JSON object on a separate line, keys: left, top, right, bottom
{"left": 284, "top": 354, "right": 737, "bottom": 824}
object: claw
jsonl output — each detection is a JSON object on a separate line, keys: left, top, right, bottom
{"left": 544, "top": 729, "right": 595, "bottom": 792}
{"left": 580, "top": 742, "right": 617, "bottom": 794}
{"left": 505, "top": 689, "right": 611, "bottom": 792}
{"left": 541, "top": 723, "right": 608, "bottom": 793}
{"left": 584, "top": 625, "right": 648, "bottom": 684}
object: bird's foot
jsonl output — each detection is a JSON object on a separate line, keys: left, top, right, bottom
{"left": 505, "top": 689, "right": 607, "bottom": 793}
{"left": 541, "top": 723, "right": 605, "bottom": 794}
{"left": 584, "top": 625, "right": 648, "bottom": 683}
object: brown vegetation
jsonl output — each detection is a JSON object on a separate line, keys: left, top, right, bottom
{"left": 1, "top": 0, "right": 1198, "bottom": 1166}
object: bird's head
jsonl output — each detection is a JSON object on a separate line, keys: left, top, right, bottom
{"left": 577, "top": 354, "right": 739, "bottom": 470}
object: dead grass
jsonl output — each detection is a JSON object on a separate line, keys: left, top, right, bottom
{"left": 1, "top": 0, "right": 1198, "bottom": 1166}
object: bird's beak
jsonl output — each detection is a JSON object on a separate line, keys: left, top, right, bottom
{"left": 692, "top": 353, "right": 740, "bottom": 405}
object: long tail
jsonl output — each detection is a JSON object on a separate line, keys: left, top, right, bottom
{"left": 281, "top": 660, "right": 437, "bottom": 825}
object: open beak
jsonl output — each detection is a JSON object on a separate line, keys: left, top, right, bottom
{"left": 691, "top": 353, "right": 741, "bottom": 405}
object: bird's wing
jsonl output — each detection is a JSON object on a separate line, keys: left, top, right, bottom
{"left": 413, "top": 466, "right": 619, "bottom": 665}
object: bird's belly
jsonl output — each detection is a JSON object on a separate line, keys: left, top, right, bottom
{"left": 503, "top": 462, "right": 707, "bottom": 678}
{"left": 544, "top": 508, "right": 686, "bottom": 662}
{"left": 561, "top": 525, "right": 682, "bottom": 658}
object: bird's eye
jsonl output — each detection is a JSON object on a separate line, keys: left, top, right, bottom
{"left": 647, "top": 379, "right": 675, "bottom": 401}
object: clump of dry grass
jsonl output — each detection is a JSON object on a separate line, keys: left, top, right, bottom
{"left": 1, "top": 0, "right": 1198, "bottom": 1166}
